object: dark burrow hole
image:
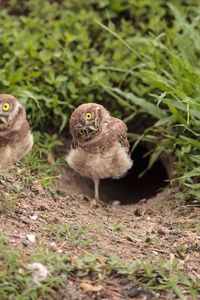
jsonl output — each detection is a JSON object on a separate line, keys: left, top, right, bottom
{"left": 57, "top": 137, "right": 170, "bottom": 205}
{"left": 100, "top": 144, "right": 168, "bottom": 204}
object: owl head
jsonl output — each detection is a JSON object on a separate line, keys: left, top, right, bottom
{"left": 69, "top": 103, "right": 109, "bottom": 142}
{"left": 0, "top": 94, "right": 25, "bottom": 130}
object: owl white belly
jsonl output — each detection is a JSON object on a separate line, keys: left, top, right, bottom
{"left": 66, "top": 142, "right": 133, "bottom": 180}
{"left": 0, "top": 132, "right": 33, "bottom": 171}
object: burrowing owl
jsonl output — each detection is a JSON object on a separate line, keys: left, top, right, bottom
{"left": 0, "top": 94, "right": 33, "bottom": 172}
{"left": 66, "top": 103, "right": 133, "bottom": 203}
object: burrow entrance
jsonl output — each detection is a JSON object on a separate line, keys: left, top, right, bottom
{"left": 99, "top": 144, "right": 168, "bottom": 204}
{"left": 59, "top": 139, "right": 170, "bottom": 205}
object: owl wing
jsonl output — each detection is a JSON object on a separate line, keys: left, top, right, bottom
{"left": 71, "top": 139, "right": 78, "bottom": 149}
{"left": 112, "top": 118, "right": 130, "bottom": 153}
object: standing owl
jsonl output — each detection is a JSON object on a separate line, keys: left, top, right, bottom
{"left": 66, "top": 103, "right": 133, "bottom": 204}
{"left": 0, "top": 94, "right": 33, "bottom": 172}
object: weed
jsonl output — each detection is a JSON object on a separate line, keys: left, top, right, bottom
{"left": 97, "top": 3, "right": 200, "bottom": 203}
{"left": 0, "top": 232, "right": 199, "bottom": 299}
{"left": 0, "top": 183, "right": 22, "bottom": 213}
{"left": 16, "top": 132, "right": 63, "bottom": 186}
{"left": 48, "top": 222, "right": 96, "bottom": 248}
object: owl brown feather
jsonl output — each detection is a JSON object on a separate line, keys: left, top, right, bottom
{"left": 66, "top": 103, "right": 133, "bottom": 203}
{"left": 0, "top": 94, "right": 33, "bottom": 171}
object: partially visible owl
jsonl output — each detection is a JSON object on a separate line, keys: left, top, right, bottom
{"left": 0, "top": 94, "right": 33, "bottom": 172}
{"left": 66, "top": 103, "right": 133, "bottom": 204}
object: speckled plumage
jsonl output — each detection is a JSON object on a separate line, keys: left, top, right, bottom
{"left": 0, "top": 94, "right": 33, "bottom": 171}
{"left": 66, "top": 103, "right": 133, "bottom": 203}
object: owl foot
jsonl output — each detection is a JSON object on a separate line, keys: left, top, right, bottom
{"left": 90, "top": 198, "right": 106, "bottom": 208}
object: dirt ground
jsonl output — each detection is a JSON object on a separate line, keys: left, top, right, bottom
{"left": 0, "top": 143, "right": 200, "bottom": 299}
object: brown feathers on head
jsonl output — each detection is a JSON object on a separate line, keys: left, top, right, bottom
{"left": 69, "top": 102, "right": 130, "bottom": 154}
{"left": 0, "top": 94, "right": 26, "bottom": 130}
{"left": 69, "top": 103, "right": 109, "bottom": 142}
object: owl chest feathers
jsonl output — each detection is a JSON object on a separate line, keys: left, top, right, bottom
{"left": 67, "top": 143, "right": 132, "bottom": 180}
{"left": 0, "top": 117, "right": 33, "bottom": 171}
{"left": 0, "top": 131, "right": 33, "bottom": 171}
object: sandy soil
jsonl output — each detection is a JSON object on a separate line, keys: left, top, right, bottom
{"left": 0, "top": 146, "right": 200, "bottom": 299}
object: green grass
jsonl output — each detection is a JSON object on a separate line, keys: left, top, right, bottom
{"left": 96, "top": 2, "right": 200, "bottom": 202}
{"left": 18, "top": 132, "right": 63, "bottom": 186}
{"left": 0, "top": 131, "right": 62, "bottom": 213}
{"left": 48, "top": 222, "right": 97, "bottom": 248}
{"left": 0, "top": 233, "right": 199, "bottom": 299}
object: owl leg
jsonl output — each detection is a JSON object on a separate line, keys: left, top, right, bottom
{"left": 94, "top": 177, "right": 101, "bottom": 203}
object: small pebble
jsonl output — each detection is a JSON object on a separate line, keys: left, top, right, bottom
{"left": 26, "top": 235, "right": 36, "bottom": 243}
{"left": 112, "top": 201, "right": 121, "bottom": 206}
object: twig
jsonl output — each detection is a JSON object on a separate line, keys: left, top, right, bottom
{"left": 4, "top": 233, "right": 26, "bottom": 239}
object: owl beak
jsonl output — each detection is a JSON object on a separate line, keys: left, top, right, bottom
{"left": 0, "top": 116, "right": 7, "bottom": 124}
{"left": 88, "top": 126, "right": 97, "bottom": 131}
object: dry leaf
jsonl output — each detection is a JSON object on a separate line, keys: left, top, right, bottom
{"left": 17, "top": 167, "right": 26, "bottom": 174}
{"left": 80, "top": 282, "right": 103, "bottom": 293}
{"left": 47, "top": 153, "right": 55, "bottom": 164}
{"left": 32, "top": 180, "right": 44, "bottom": 194}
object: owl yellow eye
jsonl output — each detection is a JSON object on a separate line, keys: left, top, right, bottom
{"left": 3, "top": 103, "right": 10, "bottom": 111}
{"left": 86, "top": 112, "right": 92, "bottom": 120}
{"left": 79, "top": 129, "right": 85, "bottom": 135}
